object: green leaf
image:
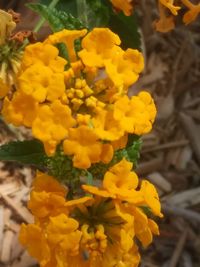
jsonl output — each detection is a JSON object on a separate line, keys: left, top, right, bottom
{"left": 0, "top": 140, "right": 84, "bottom": 190}
{"left": 126, "top": 134, "right": 142, "bottom": 166}
{"left": 0, "top": 140, "right": 47, "bottom": 169}
{"left": 39, "top": 0, "right": 77, "bottom": 16}
{"left": 39, "top": 0, "right": 110, "bottom": 29}
{"left": 109, "top": 11, "right": 141, "bottom": 50}
{"left": 82, "top": 0, "right": 110, "bottom": 28}
{"left": 27, "top": 3, "right": 84, "bottom": 32}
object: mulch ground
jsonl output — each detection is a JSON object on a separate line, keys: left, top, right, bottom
{"left": 0, "top": 1, "right": 200, "bottom": 266}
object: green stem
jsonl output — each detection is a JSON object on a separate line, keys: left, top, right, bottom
{"left": 33, "top": 0, "right": 61, "bottom": 33}
{"left": 76, "top": 0, "right": 89, "bottom": 28}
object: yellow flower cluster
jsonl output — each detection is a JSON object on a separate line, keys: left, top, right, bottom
{"left": 20, "top": 159, "right": 162, "bottom": 267}
{"left": 108, "top": 0, "right": 200, "bottom": 32}
{"left": 2, "top": 28, "right": 156, "bottom": 169}
{"left": 155, "top": 0, "right": 200, "bottom": 32}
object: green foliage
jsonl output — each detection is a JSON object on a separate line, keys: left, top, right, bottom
{"left": 82, "top": 0, "right": 110, "bottom": 28}
{"left": 126, "top": 134, "right": 142, "bottom": 164}
{"left": 28, "top": 1, "right": 140, "bottom": 50}
{"left": 0, "top": 140, "right": 47, "bottom": 169}
{"left": 27, "top": 3, "right": 84, "bottom": 32}
{"left": 0, "top": 140, "right": 84, "bottom": 191}
{"left": 109, "top": 11, "right": 141, "bottom": 50}
{"left": 39, "top": 0, "right": 77, "bottom": 16}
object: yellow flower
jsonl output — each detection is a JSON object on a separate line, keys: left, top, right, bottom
{"left": 71, "top": 197, "right": 139, "bottom": 266}
{"left": 83, "top": 159, "right": 144, "bottom": 203}
{"left": 32, "top": 100, "right": 76, "bottom": 155}
{"left": 32, "top": 172, "right": 67, "bottom": 197}
{"left": 140, "top": 180, "right": 163, "bottom": 217}
{"left": 154, "top": 2, "right": 175, "bottom": 32}
{"left": 79, "top": 28, "right": 144, "bottom": 89}
{"left": 78, "top": 28, "right": 121, "bottom": 67}
{"left": 183, "top": 3, "right": 200, "bottom": 24}
{"left": 0, "top": 10, "right": 22, "bottom": 95}
{"left": 0, "top": 9, "right": 16, "bottom": 45}
{"left": 105, "top": 48, "right": 144, "bottom": 88}
{"left": 159, "top": 0, "right": 181, "bottom": 15}
{"left": 20, "top": 214, "right": 82, "bottom": 267}
{"left": 45, "top": 29, "right": 87, "bottom": 62}
{"left": 18, "top": 62, "right": 65, "bottom": 102}
{"left": 65, "top": 196, "right": 93, "bottom": 210}
{"left": 112, "top": 134, "right": 128, "bottom": 150}
{"left": 19, "top": 224, "right": 50, "bottom": 266}
{"left": 103, "top": 160, "right": 143, "bottom": 203}
{"left": 113, "top": 91, "right": 156, "bottom": 135}
{"left": 2, "top": 92, "right": 38, "bottom": 127}
{"left": 131, "top": 207, "right": 159, "bottom": 247}
{"left": 92, "top": 109, "right": 124, "bottom": 141}
{"left": 0, "top": 78, "right": 9, "bottom": 99}
{"left": 63, "top": 125, "right": 113, "bottom": 169}
{"left": 46, "top": 214, "right": 82, "bottom": 256}
{"left": 103, "top": 158, "right": 138, "bottom": 192}
{"left": 154, "top": 15, "right": 175, "bottom": 33}
{"left": 28, "top": 172, "right": 68, "bottom": 220}
{"left": 110, "top": 0, "right": 134, "bottom": 16}
{"left": 81, "top": 224, "right": 107, "bottom": 259}
{"left": 28, "top": 190, "right": 67, "bottom": 220}
{"left": 21, "top": 42, "right": 67, "bottom": 71}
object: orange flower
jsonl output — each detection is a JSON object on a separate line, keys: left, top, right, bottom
{"left": 63, "top": 125, "right": 113, "bottom": 169}
{"left": 78, "top": 28, "right": 121, "bottom": 67}
{"left": 83, "top": 159, "right": 144, "bottom": 203}
{"left": 32, "top": 172, "right": 67, "bottom": 197}
{"left": 0, "top": 79, "right": 9, "bottom": 99}
{"left": 159, "top": 0, "right": 181, "bottom": 15}
{"left": 46, "top": 214, "right": 82, "bottom": 256}
{"left": 140, "top": 180, "right": 163, "bottom": 217}
{"left": 28, "top": 191, "right": 67, "bottom": 220}
{"left": 92, "top": 109, "right": 124, "bottom": 141}
{"left": 182, "top": 0, "right": 200, "bottom": 24}
{"left": 45, "top": 29, "right": 87, "bottom": 62}
{"left": 2, "top": 92, "right": 38, "bottom": 127}
{"left": 132, "top": 207, "right": 159, "bottom": 247}
{"left": 21, "top": 42, "right": 67, "bottom": 71}
{"left": 18, "top": 63, "right": 66, "bottom": 102}
{"left": 110, "top": 0, "right": 134, "bottom": 16}
{"left": 105, "top": 48, "right": 144, "bottom": 88}
{"left": 28, "top": 172, "right": 68, "bottom": 220}
{"left": 32, "top": 100, "right": 76, "bottom": 156}
{"left": 154, "top": 2, "right": 175, "bottom": 32}
{"left": 113, "top": 92, "right": 157, "bottom": 135}
{"left": 19, "top": 224, "right": 50, "bottom": 265}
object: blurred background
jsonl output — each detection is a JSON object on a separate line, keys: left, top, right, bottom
{"left": 0, "top": 0, "right": 200, "bottom": 267}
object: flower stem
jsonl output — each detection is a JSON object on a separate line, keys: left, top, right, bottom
{"left": 34, "top": 0, "right": 61, "bottom": 33}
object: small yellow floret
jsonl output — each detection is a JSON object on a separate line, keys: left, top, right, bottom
{"left": 63, "top": 125, "right": 113, "bottom": 169}
{"left": 32, "top": 100, "right": 76, "bottom": 155}
{"left": 2, "top": 92, "right": 38, "bottom": 127}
